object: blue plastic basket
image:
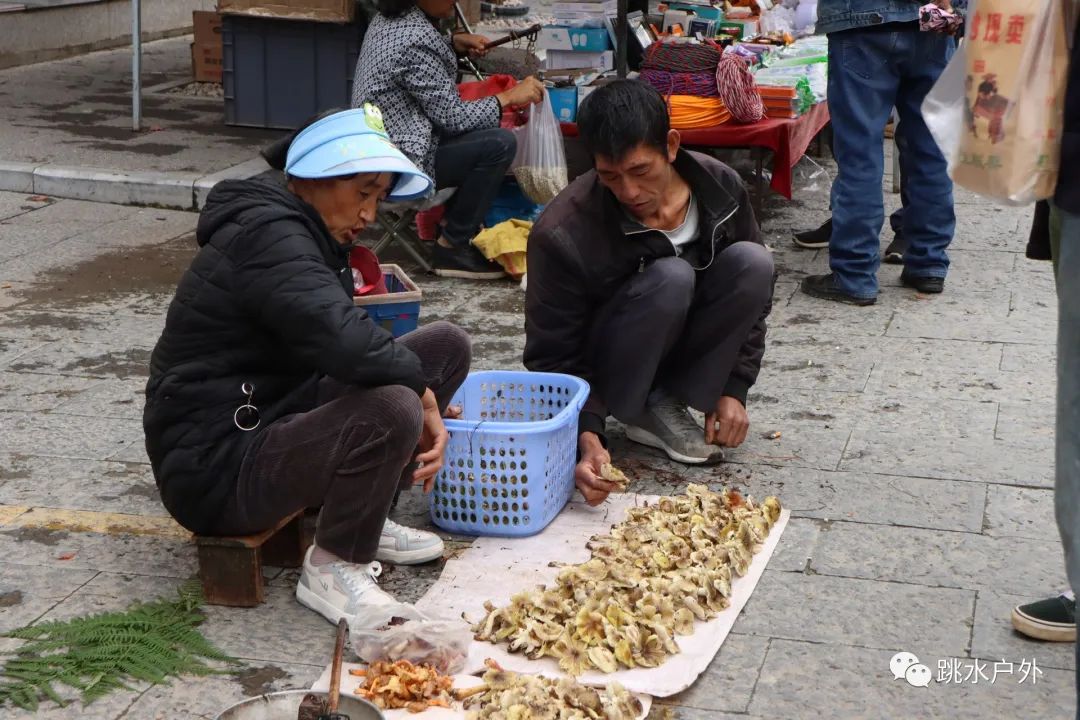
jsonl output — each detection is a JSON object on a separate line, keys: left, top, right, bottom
{"left": 430, "top": 371, "right": 590, "bottom": 537}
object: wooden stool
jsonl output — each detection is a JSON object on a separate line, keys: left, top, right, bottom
{"left": 196, "top": 509, "right": 313, "bottom": 607}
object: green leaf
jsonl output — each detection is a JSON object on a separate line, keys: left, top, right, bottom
{"left": 0, "top": 583, "right": 232, "bottom": 709}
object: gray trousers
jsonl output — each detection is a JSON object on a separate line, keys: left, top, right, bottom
{"left": 587, "top": 242, "right": 774, "bottom": 421}
{"left": 1056, "top": 210, "right": 1080, "bottom": 715}
{"left": 214, "top": 322, "right": 471, "bottom": 563}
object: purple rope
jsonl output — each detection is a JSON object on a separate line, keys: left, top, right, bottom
{"left": 639, "top": 69, "right": 720, "bottom": 98}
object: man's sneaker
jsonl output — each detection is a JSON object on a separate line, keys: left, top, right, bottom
{"left": 433, "top": 244, "right": 506, "bottom": 280}
{"left": 624, "top": 390, "right": 724, "bottom": 465}
{"left": 883, "top": 233, "right": 908, "bottom": 265}
{"left": 900, "top": 271, "right": 945, "bottom": 294}
{"left": 376, "top": 519, "right": 445, "bottom": 565}
{"left": 801, "top": 273, "right": 877, "bottom": 306}
{"left": 793, "top": 218, "right": 832, "bottom": 249}
{"left": 295, "top": 546, "right": 397, "bottom": 626}
{"left": 1011, "top": 591, "right": 1076, "bottom": 642}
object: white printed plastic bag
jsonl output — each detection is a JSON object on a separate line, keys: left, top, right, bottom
{"left": 923, "top": 0, "right": 1070, "bottom": 205}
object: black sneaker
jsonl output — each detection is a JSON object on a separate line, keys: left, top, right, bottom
{"left": 900, "top": 271, "right": 944, "bottom": 294}
{"left": 793, "top": 218, "right": 832, "bottom": 249}
{"left": 1011, "top": 592, "right": 1076, "bottom": 642}
{"left": 432, "top": 244, "right": 506, "bottom": 280}
{"left": 883, "top": 233, "right": 908, "bottom": 265}
{"left": 800, "top": 273, "right": 876, "bottom": 306}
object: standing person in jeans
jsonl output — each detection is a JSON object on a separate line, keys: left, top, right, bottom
{"left": 802, "top": 0, "right": 957, "bottom": 305}
{"left": 353, "top": 0, "right": 543, "bottom": 279}
{"left": 144, "top": 108, "right": 472, "bottom": 628}
{"left": 793, "top": 124, "right": 909, "bottom": 265}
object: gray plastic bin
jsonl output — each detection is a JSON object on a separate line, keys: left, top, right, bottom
{"left": 222, "top": 15, "right": 363, "bottom": 130}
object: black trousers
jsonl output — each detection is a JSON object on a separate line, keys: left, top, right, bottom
{"left": 434, "top": 127, "right": 517, "bottom": 247}
{"left": 587, "top": 242, "right": 773, "bottom": 421}
{"left": 214, "top": 322, "right": 471, "bottom": 563}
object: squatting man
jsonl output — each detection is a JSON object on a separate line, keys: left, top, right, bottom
{"left": 524, "top": 79, "right": 775, "bottom": 506}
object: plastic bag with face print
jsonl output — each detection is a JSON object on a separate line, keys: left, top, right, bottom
{"left": 923, "top": 0, "right": 1070, "bottom": 205}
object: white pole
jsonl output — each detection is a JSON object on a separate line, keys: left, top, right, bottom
{"left": 132, "top": 0, "right": 142, "bottom": 131}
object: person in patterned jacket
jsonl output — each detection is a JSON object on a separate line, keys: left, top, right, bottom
{"left": 353, "top": 0, "right": 543, "bottom": 279}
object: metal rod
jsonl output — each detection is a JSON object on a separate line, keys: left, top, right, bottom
{"left": 132, "top": 0, "right": 141, "bottom": 131}
{"left": 484, "top": 24, "right": 542, "bottom": 50}
{"left": 616, "top": 0, "right": 628, "bottom": 78}
{"left": 454, "top": 1, "right": 474, "bottom": 35}
{"left": 453, "top": 2, "right": 484, "bottom": 80}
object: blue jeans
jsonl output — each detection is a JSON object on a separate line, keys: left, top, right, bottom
{"left": 1055, "top": 209, "right": 1080, "bottom": 718}
{"left": 827, "top": 28, "right": 956, "bottom": 299}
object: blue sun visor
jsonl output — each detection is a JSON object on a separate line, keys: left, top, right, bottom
{"left": 285, "top": 105, "right": 433, "bottom": 202}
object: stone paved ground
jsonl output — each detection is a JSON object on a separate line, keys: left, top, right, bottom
{"left": 0, "top": 154, "right": 1073, "bottom": 718}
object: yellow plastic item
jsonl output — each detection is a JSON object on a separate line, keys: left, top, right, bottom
{"left": 471, "top": 218, "right": 532, "bottom": 279}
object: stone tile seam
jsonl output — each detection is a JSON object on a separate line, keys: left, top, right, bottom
{"left": 792, "top": 514, "right": 1058, "bottom": 541}
{"left": 832, "top": 460, "right": 1054, "bottom": 487}
{"left": 23, "top": 568, "right": 103, "bottom": 634}
{"left": 727, "top": 630, "right": 973, "bottom": 667}
{"left": 3, "top": 562, "right": 196, "bottom": 583}
{"left": 104, "top": 681, "right": 154, "bottom": 720}
{"left": 785, "top": 563, "right": 1047, "bottom": 598}
{"left": 738, "top": 633, "right": 1009, "bottom": 665}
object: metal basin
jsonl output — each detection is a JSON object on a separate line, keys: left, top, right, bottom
{"left": 214, "top": 690, "right": 386, "bottom": 720}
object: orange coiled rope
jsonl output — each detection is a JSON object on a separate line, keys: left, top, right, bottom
{"left": 668, "top": 95, "right": 731, "bottom": 129}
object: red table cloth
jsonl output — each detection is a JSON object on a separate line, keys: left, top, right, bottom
{"left": 561, "top": 101, "right": 831, "bottom": 200}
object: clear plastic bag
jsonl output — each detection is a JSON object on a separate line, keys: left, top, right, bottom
{"left": 349, "top": 615, "right": 472, "bottom": 675}
{"left": 923, "top": 0, "right": 1069, "bottom": 205}
{"left": 512, "top": 92, "right": 569, "bottom": 205}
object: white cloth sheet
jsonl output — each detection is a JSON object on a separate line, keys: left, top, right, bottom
{"left": 415, "top": 494, "right": 790, "bottom": 697}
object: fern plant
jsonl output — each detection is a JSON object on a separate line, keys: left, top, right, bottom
{"left": 0, "top": 581, "right": 235, "bottom": 710}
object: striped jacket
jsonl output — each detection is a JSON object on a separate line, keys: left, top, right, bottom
{"left": 352, "top": 7, "right": 500, "bottom": 176}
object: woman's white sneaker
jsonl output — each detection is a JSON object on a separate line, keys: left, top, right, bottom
{"left": 295, "top": 546, "right": 397, "bottom": 626}
{"left": 375, "top": 519, "right": 445, "bottom": 564}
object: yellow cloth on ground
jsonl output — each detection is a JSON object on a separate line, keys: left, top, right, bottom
{"left": 471, "top": 219, "right": 532, "bottom": 278}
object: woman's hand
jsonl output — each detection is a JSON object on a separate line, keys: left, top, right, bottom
{"left": 414, "top": 389, "right": 448, "bottom": 492}
{"left": 495, "top": 76, "right": 545, "bottom": 109}
{"left": 453, "top": 33, "right": 490, "bottom": 58}
{"left": 575, "top": 432, "right": 616, "bottom": 507}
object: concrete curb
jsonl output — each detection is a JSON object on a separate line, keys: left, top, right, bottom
{"left": 0, "top": 157, "right": 271, "bottom": 211}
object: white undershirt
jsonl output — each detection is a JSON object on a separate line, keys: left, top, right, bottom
{"left": 661, "top": 194, "right": 700, "bottom": 254}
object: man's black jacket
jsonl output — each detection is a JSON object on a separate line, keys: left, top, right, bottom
{"left": 523, "top": 150, "right": 770, "bottom": 441}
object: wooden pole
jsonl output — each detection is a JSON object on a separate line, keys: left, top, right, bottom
{"left": 615, "top": 0, "right": 628, "bottom": 78}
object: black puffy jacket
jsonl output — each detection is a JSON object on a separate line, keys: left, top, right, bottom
{"left": 144, "top": 178, "right": 426, "bottom": 534}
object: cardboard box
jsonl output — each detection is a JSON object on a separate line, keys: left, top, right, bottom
{"left": 548, "top": 86, "right": 578, "bottom": 122}
{"left": 546, "top": 49, "right": 613, "bottom": 71}
{"left": 217, "top": 0, "right": 354, "bottom": 24}
{"left": 537, "top": 26, "right": 612, "bottom": 52}
{"left": 718, "top": 19, "right": 759, "bottom": 39}
{"left": 192, "top": 11, "right": 223, "bottom": 82}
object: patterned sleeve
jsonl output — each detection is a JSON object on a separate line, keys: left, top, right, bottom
{"left": 392, "top": 43, "right": 500, "bottom": 135}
